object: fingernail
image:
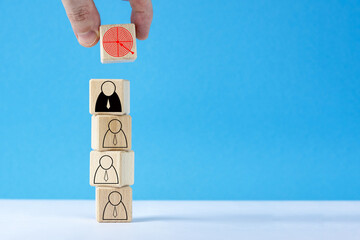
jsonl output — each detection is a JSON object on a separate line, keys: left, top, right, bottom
{"left": 77, "top": 31, "right": 99, "bottom": 47}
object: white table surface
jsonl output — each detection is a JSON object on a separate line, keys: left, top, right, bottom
{"left": 0, "top": 200, "right": 360, "bottom": 240}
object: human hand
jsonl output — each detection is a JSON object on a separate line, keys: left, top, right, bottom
{"left": 62, "top": 0, "right": 153, "bottom": 47}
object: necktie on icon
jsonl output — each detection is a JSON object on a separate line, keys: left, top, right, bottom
{"left": 104, "top": 170, "right": 109, "bottom": 182}
{"left": 113, "top": 206, "right": 118, "bottom": 217}
{"left": 107, "top": 99, "right": 110, "bottom": 109}
{"left": 113, "top": 134, "right": 117, "bottom": 145}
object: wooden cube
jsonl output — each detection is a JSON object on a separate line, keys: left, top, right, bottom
{"left": 90, "top": 150, "right": 134, "bottom": 187}
{"left": 100, "top": 24, "right": 137, "bottom": 63}
{"left": 96, "top": 186, "right": 132, "bottom": 223}
{"left": 91, "top": 115, "right": 131, "bottom": 151}
{"left": 89, "top": 79, "right": 130, "bottom": 115}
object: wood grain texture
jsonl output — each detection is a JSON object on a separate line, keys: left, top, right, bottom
{"left": 89, "top": 79, "right": 130, "bottom": 115}
{"left": 100, "top": 24, "right": 137, "bottom": 63}
{"left": 91, "top": 115, "right": 132, "bottom": 151}
{"left": 90, "top": 150, "right": 134, "bottom": 188}
{"left": 96, "top": 186, "right": 132, "bottom": 223}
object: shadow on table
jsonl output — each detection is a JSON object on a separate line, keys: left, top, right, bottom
{"left": 133, "top": 214, "right": 360, "bottom": 223}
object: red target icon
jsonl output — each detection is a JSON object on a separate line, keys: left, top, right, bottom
{"left": 103, "top": 27, "right": 134, "bottom": 57}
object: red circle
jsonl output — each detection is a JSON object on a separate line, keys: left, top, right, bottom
{"left": 103, "top": 27, "right": 134, "bottom": 57}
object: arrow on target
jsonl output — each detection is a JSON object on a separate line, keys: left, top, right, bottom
{"left": 119, "top": 43, "right": 134, "bottom": 55}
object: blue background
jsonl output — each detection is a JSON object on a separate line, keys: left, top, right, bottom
{"left": 0, "top": 0, "right": 359, "bottom": 200}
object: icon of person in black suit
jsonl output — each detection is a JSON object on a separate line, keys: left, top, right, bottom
{"left": 103, "top": 119, "right": 128, "bottom": 148}
{"left": 94, "top": 155, "right": 119, "bottom": 184}
{"left": 103, "top": 191, "right": 128, "bottom": 220}
{"left": 95, "top": 81, "right": 122, "bottom": 112}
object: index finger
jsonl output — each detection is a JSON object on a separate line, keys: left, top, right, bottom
{"left": 129, "top": 0, "right": 153, "bottom": 40}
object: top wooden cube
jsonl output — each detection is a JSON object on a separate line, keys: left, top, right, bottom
{"left": 100, "top": 24, "right": 137, "bottom": 63}
{"left": 89, "top": 79, "right": 130, "bottom": 115}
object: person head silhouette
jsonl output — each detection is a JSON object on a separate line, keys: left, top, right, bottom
{"left": 108, "top": 191, "right": 122, "bottom": 206}
{"left": 101, "top": 81, "right": 116, "bottom": 96}
{"left": 99, "top": 155, "right": 113, "bottom": 170}
{"left": 108, "top": 119, "right": 122, "bottom": 134}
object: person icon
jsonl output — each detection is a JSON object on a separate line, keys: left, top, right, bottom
{"left": 95, "top": 81, "right": 122, "bottom": 112}
{"left": 103, "top": 191, "right": 128, "bottom": 220}
{"left": 103, "top": 119, "right": 128, "bottom": 148}
{"left": 93, "top": 155, "right": 119, "bottom": 184}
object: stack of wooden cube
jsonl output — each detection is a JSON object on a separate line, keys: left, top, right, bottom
{"left": 89, "top": 24, "right": 137, "bottom": 223}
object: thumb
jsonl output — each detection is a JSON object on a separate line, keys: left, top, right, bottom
{"left": 62, "top": 0, "right": 100, "bottom": 47}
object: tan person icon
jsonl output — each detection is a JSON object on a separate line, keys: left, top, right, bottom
{"left": 102, "top": 119, "right": 128, "bottom": 148}
{"left": 93, "top": 155, "right": 119, "bottom": 184}
{"left": 103, "top": 191, "right": 128, "bottom": 220}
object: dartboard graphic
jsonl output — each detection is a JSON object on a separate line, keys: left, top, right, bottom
{"left": 103, "top": 27, "right": 134, "bottom": 57}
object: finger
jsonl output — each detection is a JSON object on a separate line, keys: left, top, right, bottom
{"left": 129, "top": 0, "right": 153, "bottom": 40}
{"left": 62, "top": 0, "right": 101, "bottom": 47}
